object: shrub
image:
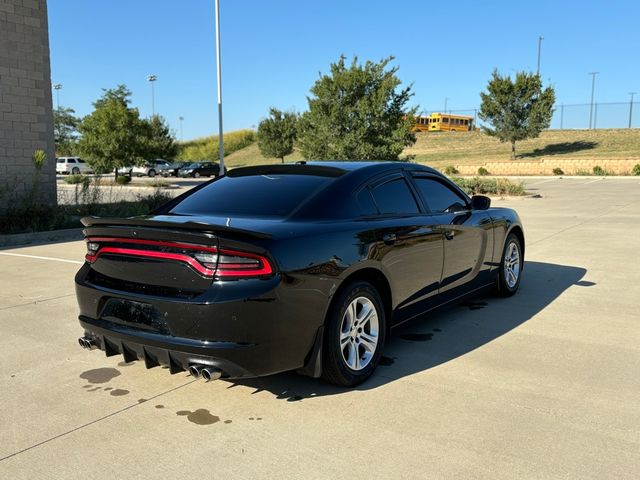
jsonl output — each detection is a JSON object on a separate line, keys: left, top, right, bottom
{"left": 64, "top": 174, "right": 88, "bottom": 184}
{"left": 632, "top": 164, "right": 640, "bottom": 176}
{"left": 116, "top": 175, "right": 131, "bottom": 185}
{"left": 592, "top": 165, "right": 606, "bottom": 176}
{"left": 443, "top": 165, "right": 459, "bottom": 175}
{"left": 477, "top": 167, "right": 489, "bottom": 176}
{"left": 452, "top": 177, "right": 526, "bottom": 196}
{"left": 144, "top": 178, "right": 170, "bottom": 188}
{"left": 575, "top": 169, "right": 591, "bottom": 176}
{"left": 552, "top": 167, "right": 564, "bottom": 175}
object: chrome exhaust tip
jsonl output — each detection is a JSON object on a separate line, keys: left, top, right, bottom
{"left": 188, "top": 365, "right": 204, "bottom": 378}
{"left": 78, "top": 337, "right": 96, "bottom": 350}
{"left": 201, "top": 367, "right": 222, "bottom": 382}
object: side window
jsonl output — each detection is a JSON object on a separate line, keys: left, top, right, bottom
{"left": 370, "top": 178, "right": 419, "bottom": 215}
{"left": 355, "top": 188, "right": 377, "bottom": 216}
{"left": 413, "top": 177, "right": 467, "bottom": 213}
{"left": 78, "top": 159, "right": 85, "bottom": 164}
{"left": 68, "top": 159, "right": 76, "bottom": 164}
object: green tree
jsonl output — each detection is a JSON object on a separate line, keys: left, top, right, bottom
{"left": 53, "top": 107, "right": 80, "bottom": 156}
{"left": 142, "top": 115, "right": 178, "bottom": 160}
{"left": 479, "top": 70, "right": 555, "bottom": 158}
{"left": 77, "top": 85, "right": 148, "bottom": 175}
{"left": 257, "top": 108, "right": 298, "bottom": 162}
{"left": 297, "top": 55, "right": 417, "bottom": 160}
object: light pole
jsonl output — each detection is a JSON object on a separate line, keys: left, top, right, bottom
{"left": 147, "top": 74, "right": 157, "bottom": 116}
{"left": 629, "top": 92, "right": 637, "bottom": 129}
{"left": 214, "top": 0, "right": 225, "bottom": 175}
{"left": 588, "top": 72, "right": 599, "bottom": 129}
{"left": 179, "top": 116, "right": 184, "bottom": 141}
{"left": 537, "top": 36, "right": 543, "bottom": 75}
{"left": 53, "top": 83, "right": 62, "bottom": 109}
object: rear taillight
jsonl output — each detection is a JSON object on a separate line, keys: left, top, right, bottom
{"left": 215, "top": 249, "right": 273, "bottom": 277}
{"left": 84, "top": 237, "right": 273, "bottom": 279}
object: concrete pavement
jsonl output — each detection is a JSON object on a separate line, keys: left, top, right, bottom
{"left": 1, "top": 177, "right": 639, "bottom": 479}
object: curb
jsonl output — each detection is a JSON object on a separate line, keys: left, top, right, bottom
{"left": 0, "top": 228, "right": 84, "bottom": 248}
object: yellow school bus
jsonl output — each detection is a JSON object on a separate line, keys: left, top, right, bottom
{"left": 412, "top": 113, "right": 475, "bottom": 132}
{"left": 412, "top": 115, "right": 431, "bottom": 133}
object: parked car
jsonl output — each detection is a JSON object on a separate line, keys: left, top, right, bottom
{"left": 75, "top": 162, "right": 524, "bottom": 387}
{"left": 158, "top": 162, "right": 187, "bottom": 177}
{"left": 118, "top": 159, "right": 171, "bottom": 177}
{"left": 56, "top": 157, "right": 93, "bottom": 175}
{"left": 178, "top": 162, "right": 220, "bottom": 178}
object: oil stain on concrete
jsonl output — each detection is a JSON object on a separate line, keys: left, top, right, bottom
{"left": 80, "top": 368, "right": 121, "bottom": 384}
{"left": 176, "top": 409, "right": 221, "bottom": 425}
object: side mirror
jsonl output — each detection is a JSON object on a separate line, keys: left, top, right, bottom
{"left": 471, "top": 195, "right": 491, "bottom": 210}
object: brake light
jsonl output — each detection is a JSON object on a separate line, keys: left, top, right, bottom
{"left": 84, "top": 237, "right": 273, "bottom": 278}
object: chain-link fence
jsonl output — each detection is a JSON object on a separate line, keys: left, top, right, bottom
{"left": 421, "top": 101, "right": 639, "bottom": 130}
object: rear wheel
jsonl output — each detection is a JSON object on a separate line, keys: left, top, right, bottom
{"left": 148, "top": 169, "right": 156, "bottom": 177}
{"left": 496, "top": 233, "right": 523, "bottom": 297}
{"left": 72, "top": 167, "right": 80, "bottom": 174}
{"left": 322, "top": 281, "right": 386, "bottom": 387}
{"left": 194, "top": 172, "right": 201, "bottom": 178}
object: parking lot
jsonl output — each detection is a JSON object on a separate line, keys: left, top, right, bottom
{"left": 1, "top": 177, "right": 639, "bottom": 479}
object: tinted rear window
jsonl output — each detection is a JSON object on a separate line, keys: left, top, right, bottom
{"left": 168, "top": 174, "right": 334, "bottom": 217}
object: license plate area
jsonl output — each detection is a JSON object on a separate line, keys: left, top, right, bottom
{"left": 100, "top": 298, "right": 169, "bottom": 334}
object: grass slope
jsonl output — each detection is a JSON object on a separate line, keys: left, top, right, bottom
{"left": 405, "top": 129, "right": 640, "bottom": 169}
{"left": 190, "top": 128, "right": 640, "bottom": 171}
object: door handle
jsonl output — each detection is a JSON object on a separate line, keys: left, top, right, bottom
{"left": 443, "top": 230, "right": 455, "bottom": 241}
{"left": 382, "top": 233, "right": 397, "bottom": 245}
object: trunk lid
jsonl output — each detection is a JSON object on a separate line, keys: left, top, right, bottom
{"left": 81, "top": 215, "right": 276, "bottom": 296}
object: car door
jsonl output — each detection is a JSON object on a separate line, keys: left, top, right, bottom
{"left": 410, "top": 174, "right": 494, "bottom": 299}
{"left": 365, "top": 173, "right": 445, "bottom": 324}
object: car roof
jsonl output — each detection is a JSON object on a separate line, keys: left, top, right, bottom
{"left": 230, "top": 161, "right": 440, "bottom": 177}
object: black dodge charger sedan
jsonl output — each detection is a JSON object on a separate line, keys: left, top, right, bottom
{"left": 76, "top": 162, "right": 524, "bottom": 387}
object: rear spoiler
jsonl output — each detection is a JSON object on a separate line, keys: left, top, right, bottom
{"left": 80, "top": 216, "right": 272, "bottom": 240}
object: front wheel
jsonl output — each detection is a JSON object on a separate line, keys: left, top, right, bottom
{"left": 322, "top": 281, "right": 386, "bottom": 387}
{"left": 496, "top": 233, "right": 523, "bottom": 297}
{"left": 148, "top": 169, "right": 156, "bottom": 177}
{"left": 194, "top": 172, "right": 200, "bottom": 178}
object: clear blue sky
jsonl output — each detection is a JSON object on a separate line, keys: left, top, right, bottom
{"left": 48, "top": 0, "right": 640, "bottom": 139}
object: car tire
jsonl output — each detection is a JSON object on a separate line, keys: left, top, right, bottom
{"left": 321, "top": 281, "right": 386, "bottom": 387}
{"left": 194, "top": 172, "right": 200, "bottom": 178}
{"left": 148, "top": 169, "right": 156, "bottom": 178}
{"left": 496, "top": 232, "right": 523, "bottom": 297}
{"left": 72, "top": 167, "right": 80, "bottom": 174}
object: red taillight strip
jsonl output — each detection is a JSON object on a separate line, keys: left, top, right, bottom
{"left": 86, "top": 236, "right": 218, "bottom": 253}
{"left": 85, "top": 237, "right": 273, "bottom": 278}
{"left": 89, "top": 247, "right": 216, "bottom": 276}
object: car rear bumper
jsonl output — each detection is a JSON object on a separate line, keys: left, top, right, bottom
{"left": 75, "top": 265, "right": 327, "bottom": 378}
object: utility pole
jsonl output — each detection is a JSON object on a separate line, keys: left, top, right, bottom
{"left": 588, "top": 72, "right": 599, "bottom": 129}
{"left": 629, "top": 92, "right": 637, "bottom": 129}
{"left": 560, "top": 104, "right": 564, "bottom": 130}
{"left": 443, "top": 97, "right": 448, "bottom": 114}
{"left": 537, "top": 36, "right": 543, "bottom": 75}
{"left": 214, "top": 0, "right": 225, "bottom": 175}
{"left": 147, "top": 74, "right": 157, "bottom": 116}
{"left": 179, "top": 116, "right": 184, "bottom": 141}
{"left": 53, "top": 83, "right": 62, "bottom": 109}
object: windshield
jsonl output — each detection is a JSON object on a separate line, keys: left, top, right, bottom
{"left": 166, "top": 174, "right": 334, "bottom": 217}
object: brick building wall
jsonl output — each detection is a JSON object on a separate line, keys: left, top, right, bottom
{"left": 0, "top": 0, "right": 55, "bottom": 212}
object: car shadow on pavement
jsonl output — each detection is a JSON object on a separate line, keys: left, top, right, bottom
{"left": 225, "top": 261, "right": 588, "bottom": 400}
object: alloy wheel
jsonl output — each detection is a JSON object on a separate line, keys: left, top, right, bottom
{"left": 339, "top": 296, "right": 379, "bottom": 371}
{"left": 503, "top": 241, "right": 521, "bottom": 288}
